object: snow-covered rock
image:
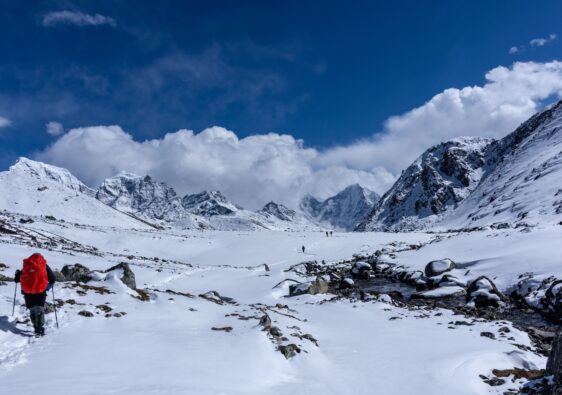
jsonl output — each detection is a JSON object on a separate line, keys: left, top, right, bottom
{"left": 301, "top": 184, "right": 380, "bottom": 231}
{"left": 466, "top": 276, "right": 504, "bottom": 308}
{"left": 424, "top": 258, "right": 456, "bottom": 277}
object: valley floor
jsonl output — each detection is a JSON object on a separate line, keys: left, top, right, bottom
{"left": 0, "top": 219, "right": 560, "bottom": 394}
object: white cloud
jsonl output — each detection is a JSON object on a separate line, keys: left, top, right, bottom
{"left": 0, "top": 116, "right": 11, "bottom": 128}
{"left": 530, "top": 33, "right": 557, "bottom": 47}
{"left": 509, "top": 46, "right": 521, "bottom": 54}
{"left": 36, "top": 126, "right": 392, "bottom": 209}
{"left": 42, "top": 11, "right": 116, "bottom": 27}
{"left": 46, "top": 121, "right": 64, "bottom": 136}
{"left": 35, "top": 61, "right": 562, "bottom": 209}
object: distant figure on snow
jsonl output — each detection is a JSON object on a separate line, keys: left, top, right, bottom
{"left": 14, "top": 253, "right": 56, "bottom": 336}
{"left": 330, "top": 231, "right": 333, "bottom": 237}
{"left": 302, "top": 245, "right": 305, "bottom": 253}
{"left": 325, "top": 231, "right": 329, "bottom": 237}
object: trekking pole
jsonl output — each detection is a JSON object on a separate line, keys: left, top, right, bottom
{"left": 52, "top": 286, "right": 59, "bottom": 328}
{"left": 12, "top": 282, "right": 18, "bottom": 316}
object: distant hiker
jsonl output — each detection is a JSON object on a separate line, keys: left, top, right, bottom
{"left": 302, "top": 245, "right": 305, "bottom": 253}
{"left": 330, "top": 231, "right": 333, "bottom": 237}
{"left": 14, "top": 253, "right": 56, "bottom": 336}
{"left": 326, "top": 231, "right": 329, "bottom": 237}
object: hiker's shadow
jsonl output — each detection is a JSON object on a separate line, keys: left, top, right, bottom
{"left": 0, "top": 315, "right": 33, "bottom": 337}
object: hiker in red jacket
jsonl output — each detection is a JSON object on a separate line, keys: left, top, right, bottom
{"left": 14, "top": 253, "right": 56, "bottom": 336}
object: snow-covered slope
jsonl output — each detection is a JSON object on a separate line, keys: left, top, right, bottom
{"left": 359, "top": 138, "right": 492, "bottom": 231}
{"left": 301, "top": 184, "right": 380, "bottom": 230}
{"left": 0, "top": 158, "right": 149, "bottom": 228}
{"left": 441, "top": 100, "right": 562, "bottom": 228}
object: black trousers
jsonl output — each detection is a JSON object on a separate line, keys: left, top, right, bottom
{"left": 23, "top": 292, "right": 47, "bottom": 309}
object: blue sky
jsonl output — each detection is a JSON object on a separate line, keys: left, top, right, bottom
{"left": 1, "top": 1, "right": 562, "bottom": 207}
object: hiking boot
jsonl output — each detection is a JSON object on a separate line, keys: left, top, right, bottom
{"left": 30, "top": 306, "right": 46, "bottom": 336}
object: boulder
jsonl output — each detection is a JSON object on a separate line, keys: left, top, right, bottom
{"left": 52, "top": 270, "right": 66, "bottom": 282}
{"left": 466, "top": 276, "right": 504, "bottom": 308}
{"left": 289, "top": 278, "right": 329, "bottom": 297}
{"left": 339, "top": 277, "right": 355, "bottom": 290}
{"left": 547, "top": 330, "right": 562, "bottom": 393}
{"left": 351, "top": 261, "right": 371, "bottom": 277}
{"left": 424, "top": 258, "right": 455, "bottom": 277}
{"left": 61, "top": 264, "right": 92, "bottom": 283}
{"left": 103, "top": 263, "right": 136, "bottom": 290}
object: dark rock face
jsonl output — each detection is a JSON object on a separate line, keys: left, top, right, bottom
{"left": 424, "top": 259, "right": 456, "bottom": 277}
{"left": 182, "top": 191, "right": 236, "bottom": 216}
{"left": 104, "top": 263, "right": 136, "bottom": 290}
{"left": 466, "top": 276, "right": 504, "bottom": 308}
{"left": 61, "top": 264, "right": 92, "bottom": 283}
{"left": 547, "top": 330, "right": 562, "bottom": 393}
{"left": 358, "top": 137, "right": 492, "bottom": 231}
{"left": 259, "top": 202, "right": 297, "bottom": 222}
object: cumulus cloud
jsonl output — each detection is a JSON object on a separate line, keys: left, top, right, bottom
{"left": 35, "top": 126, "right": 391, "bottom": 209}
{"left": 509, "top": 46, "right": 521, "bottom": 54}
{"left": 35, "top": 61, "right": 562, "bottom": 209}
{"left": 530, "top": 33, "right": 557, "bottom": 47}
{"left": 42, "top": 11, "right": 116, "bottom": 27}
{"left": 0, "top": 116, "right": 11, "bottom": 128}
{"left": 316, "top": 61, "right": 562, "bottom": 175}
{"left": 46, "top": 121, "right": 64, "bottom": 136}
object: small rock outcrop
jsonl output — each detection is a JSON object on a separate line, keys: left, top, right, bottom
{"left": 424, "top": 258, "right": 455, "bottom": 277}
{"left": 104, "top": 263, "right": 137, "bottom": 290}
{"left": 278, "top": 343, "right": 301, "bottom": 359}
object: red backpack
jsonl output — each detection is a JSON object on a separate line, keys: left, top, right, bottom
{"left": 20, "top": 254, "right": 49, "bottom": 294}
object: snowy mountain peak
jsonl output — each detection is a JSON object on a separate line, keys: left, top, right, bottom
{"left": 259, "top": 201, "right": 298, "bottom": 222}
{"left": 358, "top": 136, "right": 493, "bottom": 231}
{"left": 301, "top": 184, "right": 380, "bottom": 230}
{"left": 181, "top": 190, "right": 238, "bottom": 216}
{"left": 96, "top": 172, "right": 186, "bottom": 224}
{"left": 10, "top": 157, "right": 95, "bottom": 196}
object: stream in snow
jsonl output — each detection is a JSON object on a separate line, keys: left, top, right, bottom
{"left": 358, "top": 277, "right": 559, "bottom": 333}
